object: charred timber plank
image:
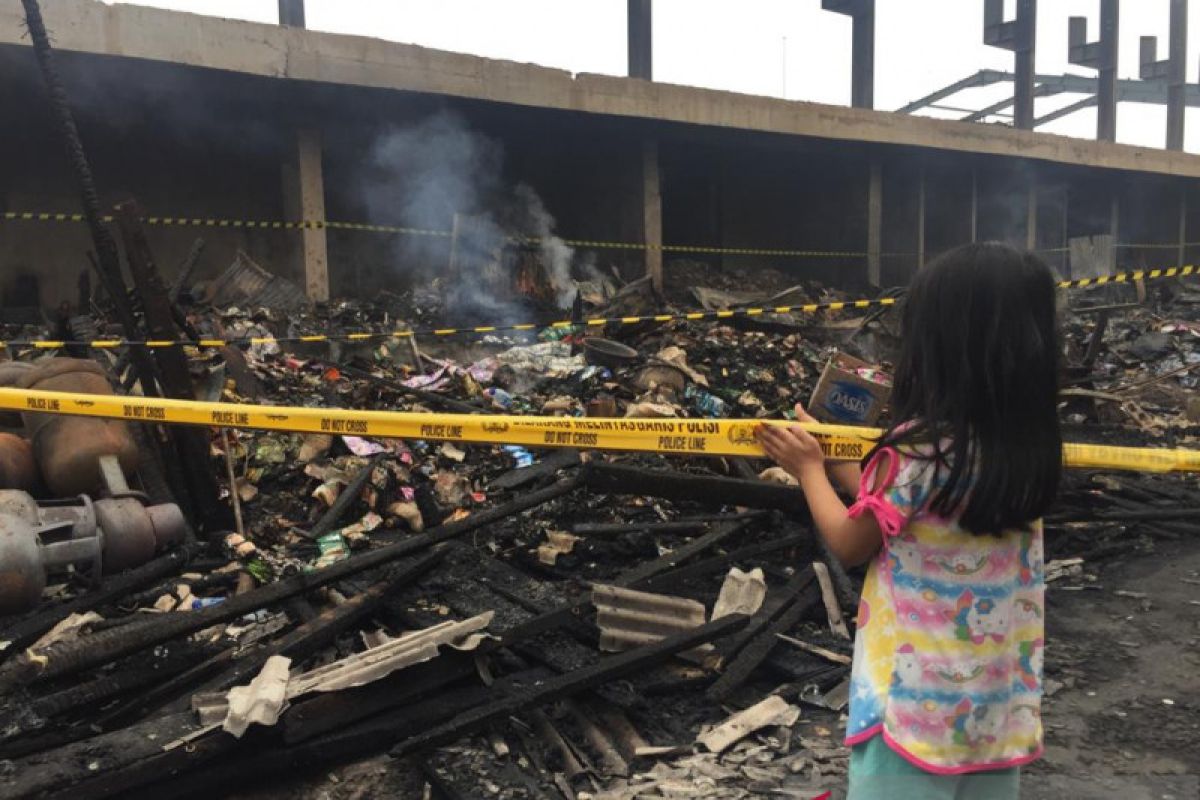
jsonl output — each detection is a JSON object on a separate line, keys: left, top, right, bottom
{"left": 0, "top": 543, "right": 205, "bottom": 666}
{"left": 0, "top": 711, "right": 197, "bottom": 799}
{"left": 116, "top": 201, "right": 225, "bottom": 529}
{"left": 199, "top": 566, "right": 428, "bottom": 696}
{"left": 581, "top": 462, "right": 808, "bottom": 514}
{"left": 125, "top": 669, "right": 557, "bottom": 800}
{"left": 0, "top": 550, "right": 443, "bottom": 689}
{"left": 390, "top": 615, "right": 749, "bottom": 758}
{"left": 572, "top": 509, "right": 769, "bottom": 535}
{"left": 107, "top": 566, "right": 410, "bottom": 726}
{"left": 282, "top": 651, "right": 479, "bottom": 744}
{"left": 715, "top": 567, "right": 815, "bottom": 666}
{"left": 707, "top": 575, "right": 821, "bottom": 702}
{"left": 1047, "top": 506, "right": 1200, "bottom": 524}
{"left": 615, "top": 518, "right": 756, "bottom": 587}
{"left": 301, "top": 453, "right": 384, "bottom": 540}
{"left": 1, "top": 479, "right": 577, "bottom": 688}
{"left": 637, "top": 531, "right": 812, "bottom": 593}
{"left": 497, "top": 520, "right": 794, "bottom": 648}
{"left": 491, "top": 448, "right": 582, "bottom": 491}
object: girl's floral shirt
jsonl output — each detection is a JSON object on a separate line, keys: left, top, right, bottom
{"left": 844, "top": 444, "right": 1045, "bottom": 775}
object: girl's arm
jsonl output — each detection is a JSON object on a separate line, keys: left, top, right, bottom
{"left": 757, "top": 424, "right": 882, "bottom": 568}
{"left": 792, "top": 405, "right": 860, "bottom": 494}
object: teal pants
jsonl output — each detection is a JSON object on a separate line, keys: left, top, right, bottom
{"left": 847, "top": 736, "right": 1020, "bottom": 800}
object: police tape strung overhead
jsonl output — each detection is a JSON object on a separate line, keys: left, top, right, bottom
{"left": 0, "top": 266, "right": 1194, "bottom": 352}
{"left": 2, "top": 387, "right": 1198, "bottom": 474}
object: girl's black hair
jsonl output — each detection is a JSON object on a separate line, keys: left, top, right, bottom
{"left": 874, "top": 242, "right": 1062, "bottom": 534}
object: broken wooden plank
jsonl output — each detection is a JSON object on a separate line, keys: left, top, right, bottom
{"left": 812, "top": 562, "right": 851, "bottom": 639}
{"left": 707, "top": 575, "right": 821, "bottom": 702}
{"left": 580, "top": 462, "right": 808, "bottom": 514}
{"left": 390, "top": 615, "right": 749, "bottom": 758}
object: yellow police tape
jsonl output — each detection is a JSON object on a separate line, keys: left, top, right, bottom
{"left": 1, "top": 387, "right": 1197, "bottom": 474}
{"left": 0, "top": 265, "right": 1194, "bottom": 353}
{"left": 5, "top": 209, "right": 1199, "bottom": 265}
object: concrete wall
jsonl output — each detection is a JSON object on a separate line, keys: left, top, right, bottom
{"left": 1, "top": 29, "right": 1195, "bottom": 315}
{"left": 4, "top": 0, "right": 1200, "bottom": 179}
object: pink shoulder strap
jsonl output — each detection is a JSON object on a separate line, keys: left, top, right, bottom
{"left": 846, "top": 447, "right": 906, "bottom": 537}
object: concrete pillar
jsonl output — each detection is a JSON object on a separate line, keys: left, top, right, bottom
{"left": 866, "top": 159, "right": 882, "bottom": 285}
{"left": 1025, "top": 177, "right": 1037, "bottom": 251}
{"left": 969, "top": 166, "right": 979, "bottom": 242}
{"left": 1178, "top": 184, "right": 1188, "bottom": 267}
{"left": 642, "top": 139, "right": 663, "bottom": 291}
{"left": 628, "top": 0, "right": 652, "bottom": 80}
{"left": 278, "top": 0, "right": 305, "bottom": 27}
{"left": 917, "top": 166, "right": 926, "bottom": 268}
{"left": 282, "top": 128, "right": 329, "bottom": 301}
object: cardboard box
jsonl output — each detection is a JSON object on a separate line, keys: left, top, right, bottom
{"left": 809, "top": 353, "right": 892, "bottom": 426}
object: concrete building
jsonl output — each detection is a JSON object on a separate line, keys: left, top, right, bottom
{"left": 2, "top": 0, "right": 1199, "bottom": 314}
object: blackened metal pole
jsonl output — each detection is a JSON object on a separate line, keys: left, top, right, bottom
{"left": 1013, "top": 0, "right": 1037, "bottom": 130}
{"left": 851, "top": 1, "right": 875, "bottom": 109}
{"left": 628, "top": 0, "right": 652, "bottom": 80}
{"left": 1141, "top": 0, "right": 1189, "bottom": 150}
{"left": 983, "top": 0, "right": 1038, "bottom": 130}
{"left": 1069, "top": 0, "right": 1119, "bottom": 142}
{"left": 1097, "top": 0, "right": 1119, "bottom": 142}
{"left": 1168, "top": 0, "right": 1188, "bottom": 151}
{"left": 821, "top": 0, "right": 875, "bottom": 109}
{"left": 278, "top": 0, "right": 305, "bottom": 27}
{"left": 19, "top": 1, "right": 163, "bottom": 400}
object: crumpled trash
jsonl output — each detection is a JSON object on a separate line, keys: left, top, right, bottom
{"left": 254, "top": 438, "right": 290, "bottom": 465}
{"left": 313, "top": 532, "right": 349, "bottom": 569}
{"left": 484, "top": 387, "right": 513, "bottom": 410}
{"left": 433, "top": 471, "right": 472, "bottom": 507}
{"left": 339, "top": 512, "right": 383, "bottom": 548}
{"left": 387, "top": 501, "right": 424, "bottom": 531}
{"left": 343, "top": 436, "right": 387, "bottom": 456}
{"left": 1127, "top": 332, "right": 1173, "bottom": 361}
{"left": 686, "top": 385, "right": 729, "bottom": 417}
{"left": 503, "top": 446, "right": 534, "bottom": 468}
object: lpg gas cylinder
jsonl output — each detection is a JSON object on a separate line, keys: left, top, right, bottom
{"left": 18, "top": 359, "right": 138, "bottom": 496}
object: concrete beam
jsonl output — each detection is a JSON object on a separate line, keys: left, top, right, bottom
{"left": 282, "top": 128, "right": 328, "bottom": 300}
{"left": 642, "top": 139, "right": 663, "bottom": 291}
{"left": 2, "top": 0, "right": 1200, "bottom": 178}
{"left": 866, "top": 159, "right": 881, "bottom": 285}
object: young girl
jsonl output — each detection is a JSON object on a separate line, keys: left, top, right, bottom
{"left": 758, "top": 243, "right": 1060, "bottom": 799}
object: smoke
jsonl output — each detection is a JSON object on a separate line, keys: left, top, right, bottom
{"left": 359, "top": 111, "right": 587, "bottom": 317}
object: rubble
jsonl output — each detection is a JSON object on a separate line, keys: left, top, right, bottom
{"left": 1, "top": 252, "right": 1199, "bottom": 799}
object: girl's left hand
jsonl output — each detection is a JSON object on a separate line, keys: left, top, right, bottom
{"left": 756, "top": 423, "right": 825, "bottom": 481}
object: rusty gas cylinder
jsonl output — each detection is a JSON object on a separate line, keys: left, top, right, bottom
{"left": 0, "top": 361, "right": 35, "bottom": 428}
{"left": 18, "top": 359, "right": 138, "bottom": 497}
{"left": 0, "top": 433, "right": 37, "bottom": 492}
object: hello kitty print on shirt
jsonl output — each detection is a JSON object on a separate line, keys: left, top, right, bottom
{"left": 843, "top": 445, "right": 1045, "bottom": 774}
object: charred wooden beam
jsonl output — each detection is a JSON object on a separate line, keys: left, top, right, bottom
{"left": 0, "top": 550, "right": 443, "bottom": 689}
{"left": 2, "top": 478, "right": 578, "bottom": 688}
{"left": 0, "top": 543, "right": 205, "bottom": 666}
{"left": 301, "top": 453, "right": 384, "bottom": 540}
{"left": 115, "top": 201, "right": 225, "bottom": 529}
{"left": 707, "top": 572, "right": 821, "bottom": 701}
{"left": 581, "top": 462, "right": 808, "bottom": 514}
{"left": 490, "top": 448, "right": 582, "bottom": 491}
{"left": 390, "top": 615, "right": 748, "bottom": 758}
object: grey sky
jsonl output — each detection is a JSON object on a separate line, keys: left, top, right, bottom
{"left": 106, "top": 0, "right": 1200, "bottom": 152}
